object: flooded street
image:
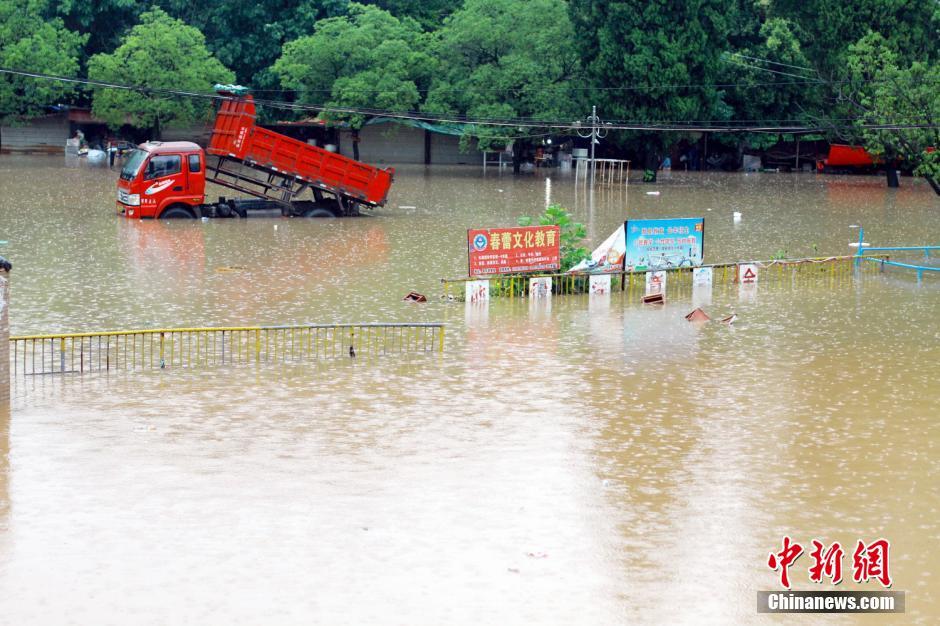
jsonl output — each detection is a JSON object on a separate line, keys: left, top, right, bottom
{"left": 1, "top": 156, "right": 939, "bottom": 624}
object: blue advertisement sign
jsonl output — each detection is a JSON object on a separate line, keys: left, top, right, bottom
{"left": 623, "top": 218, "right": 705, "bottom": 270}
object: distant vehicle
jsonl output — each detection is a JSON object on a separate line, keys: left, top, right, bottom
{"left": 116, "top": 89, "right": 394, "bottom": 219}
{"left": 817, "top": 145, "right": 880, "bottom": 172}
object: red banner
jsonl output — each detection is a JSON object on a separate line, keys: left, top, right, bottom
{"left": 468, "top": 226, "right": 561, "bottom": 276}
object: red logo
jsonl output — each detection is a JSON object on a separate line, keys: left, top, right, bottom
{"left": 768, "top": 537, "right": 891, "bottom": 588}
{"left": 768, "top": 536, "right": 804, "bottom": 589}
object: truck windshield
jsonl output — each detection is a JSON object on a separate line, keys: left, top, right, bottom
{"left": 120, "top": 149, "right": 147, "bottom": 181}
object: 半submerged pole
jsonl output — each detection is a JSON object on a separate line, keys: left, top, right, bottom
{"left": 0, "top": 257, "right": 10, "bottom": 406}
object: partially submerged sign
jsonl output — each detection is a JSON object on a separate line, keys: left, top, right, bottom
{"left": 569, "top": 224, "right": 625, "bottom": 273}
{"left": 468, "top": 226, "right": 560, "bottom": 276}
{"left": 569, "top": 217, "right": 705, "bottom": 274}
{"left": 645, "top": 270, "right": 667, "bottom": 296}
{"left": 529, "top": 277, "right": 552, "bottom": 298}
{"left": 692, "top": 267, "right": 713, "bottom": 286}
{"left": 624, "top": 218, "right": 704, "bottom": 270}
{"left": 589, "top": 274, "right": 611, "bottom": 295}
{"left": 739, "top": 263, "right": 759, "bottom": 284}
{"left": 465, "top": 279, "right": 490, "bottom": 303}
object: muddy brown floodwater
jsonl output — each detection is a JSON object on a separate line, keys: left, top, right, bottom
{"left": 1, "top": 155, "right": 939, "bottom": 624}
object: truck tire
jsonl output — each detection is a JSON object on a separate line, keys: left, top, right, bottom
{"left": 160, "top": 205, "right": 196, "bottom": 219}
{"left": 302, "top": 207, "right": 338, "bottom": 218}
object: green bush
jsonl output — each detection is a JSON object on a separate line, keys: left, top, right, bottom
{"left": 517, "top": 204, "right": 590, "bottom": 271}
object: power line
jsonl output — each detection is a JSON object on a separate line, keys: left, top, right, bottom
{"left": 726, "top": 53, "right": 818, "bottom": 74}
{"left": 2, "top": 67, "right": 938, "bottom": 135}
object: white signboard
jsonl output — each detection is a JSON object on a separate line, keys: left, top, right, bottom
{"left": 465, "top": 279, "right": 490, "bottom": 303}
{"left": 529, "top": 277, "right": 553, "bottom": 299}
{"left": 738, "top": 264, "right": 759, "bottom": 284}
{"left": 692, "top": 267, "right": 713, "bottom": 286}
{"left": 645, "top": 271, "right": 667, "bottom": 296}
{"left": 589, "top": 274, "right": 612, "bottom": 295}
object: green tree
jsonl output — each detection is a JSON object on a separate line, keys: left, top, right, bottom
{"left": 156, "top": 0, "right": 348, "bottom": 88}
{"left": 273, "top": 3, "right": 435, "bottom": 156}
{"left": 86, "top": 8, "right": 235, "bottom": 137}
{"left": 424, "top": 0, "right": 582, "bottom": 171}
{"left": 0, "top": 0, "right": 86, "bottom": 123}
{"left": 720, "top": 16, "right": 823, "bottom": 152}
{"left": 569, "top": 0, "right": 739, "bottom": 180}
{"left": 518, "top": 205, "right": 589, "bottom": 271}
{"left": 770, "top": 0, "right": 939, "bottom": 73}
{"left": 842, "top": 33, "right": 940, "bottom": 195}
{"left": 365, "top": 0, "right": 453, "bottom": 30}
{"left": 54, "top": 0, "right": 142, "bottom": 60}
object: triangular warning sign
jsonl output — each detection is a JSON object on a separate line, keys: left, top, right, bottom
{"left": 743, "top": 267, "right": 756, "bottom": 280}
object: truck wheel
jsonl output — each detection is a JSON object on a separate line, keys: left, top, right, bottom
{"left": 302, "top": 207, "right": 337, "bottom": 218}
{"left": 160, "top": 205, "right": 196, "bottom": 219}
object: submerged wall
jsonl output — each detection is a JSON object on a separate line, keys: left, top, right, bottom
{"left": 0, "top": 115, "right": 69, "bottom": 154}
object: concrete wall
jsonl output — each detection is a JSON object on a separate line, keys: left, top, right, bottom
{"left": 339, "top": 124, "right": 483, "bottom": 166}
{"left": 0, "top": 115, "right": 69, "bottom": 154}
{"left": 430, "top": 132, "right": 482, "bottom": 165}
{"left": 160, "top": 123, "right": 213, "bottom": 146}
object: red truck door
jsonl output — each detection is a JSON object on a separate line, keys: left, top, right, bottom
{"left": 141, "top": 153, "right": 184, "bottom": 217}
{"left": 186, "top": 152, "right": 205, "bottom": 200}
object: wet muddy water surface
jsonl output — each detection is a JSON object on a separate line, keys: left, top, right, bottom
{"left": 1, "top": 156, "right": 939, "bottom": 624}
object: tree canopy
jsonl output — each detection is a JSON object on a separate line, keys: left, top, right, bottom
{"left": 0, "top": 0, "right": 85, "bottom": 123}
{"left": 2, "top": 0, "right": 938, "bottom": 191}
{"left": 86, "top": 8, "right": 235, "bottom": 136}
{"left": 424, "top": 0, "right": 582, "bottom": 150}
{"left": 842, "top": 33, "right": 940, "bottom": 193}
{"left": 273, "top": 3, "right": 434, "bottom": 129}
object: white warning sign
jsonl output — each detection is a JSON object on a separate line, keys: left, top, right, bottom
{"left": 692, "top": 267, "right": 713, "bottom": 286}
{"left": 738, "top": 264, "right": 759, "bottom": 284}
{"left": 465, "top": 279, "right": 490, "bottom": 303}
{"left": 645, "top": 271, "right": 667, "bottom": 296}
{"left": 590, "top": 274, "right": 611, "bottom": 295}
{"left": 529, "top": 277, "right": 552, "bottom": 299}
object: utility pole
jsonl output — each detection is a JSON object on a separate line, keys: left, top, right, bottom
{"left": 575, "top": 105, "right": 610, "bottom": 188}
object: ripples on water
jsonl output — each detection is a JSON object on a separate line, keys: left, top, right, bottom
{"left": 1, "top": 157, "right": 939, "bottom": 623}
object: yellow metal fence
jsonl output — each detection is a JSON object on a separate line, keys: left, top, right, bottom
{"left": 10, "top": 323, "right": 445, "bottom": 377}
{"left": 443, "top": 255, "right": 887, "bottom": 300}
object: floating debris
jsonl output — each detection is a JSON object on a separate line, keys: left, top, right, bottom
{"left": 398, "top": 205, "right": 417, "bottom": 209}
{"left": 733, "top": 211, "right": 742, "bottom": 223}
{"left": 215, "top": 266, "right": 248, "bottom": 273}
{"left": 403, "top": 291, "right": 428, "bottom": 302}
{"left": 646, "top": 191, "right": 660, "bottom": 196}
{"left": 720, "top": 311, "right": 738, "bottom": 325}
{"left": 642, "top": 293, "right": 664, "bottom": 305}
{"left": 685, "top": 307, "right": 711, "bottom": 322}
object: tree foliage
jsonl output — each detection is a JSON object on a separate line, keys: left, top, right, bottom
{"left": 155, "top": 0, "right": 349, "bottom": 87}
{"left": 87, "top": 8, "right": 235, "bottom": 135}
{"left": 54, "top": 0, "right": 141, "bottom": 61}
{"left": 518, "top": 205, "right": 589, "bottom": 271}
{"left": 0, "top": 0, "right": 85, "bottom": 123}
{"left": 425, "top": 0, "right": 582, "bottom": 150}
{"left": 570, "top": 0, "right": 737, "bottom": 159}
{"left": 273, "top": 3, "right": 434, "bottom": 129}
{"left": 842, "top": 33, "right": 940, "bottom": 193}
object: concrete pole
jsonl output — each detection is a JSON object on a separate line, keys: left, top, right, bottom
{"left": 0, "top": 260, "right": 9, "bottom": 406}
{"left": 590, "top": 105, "right": 597, "bottom": 190}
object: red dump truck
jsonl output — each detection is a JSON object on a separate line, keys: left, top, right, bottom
{"left": 116, "top": 92, "right": 394, "bottom": 218}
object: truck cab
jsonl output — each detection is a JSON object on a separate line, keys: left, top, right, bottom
{"left": 117, "top": 141, "right": 206, "bottom": 219}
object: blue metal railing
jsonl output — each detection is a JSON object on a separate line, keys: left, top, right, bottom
{"left": 853, "top": 228, "right": 940, "bottom": 279}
